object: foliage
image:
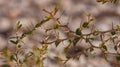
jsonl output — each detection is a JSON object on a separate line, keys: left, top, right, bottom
{"left": 0, "top": 1, "right": 120, "bottom": 67}
{"left": 96, "top": 0, "right": 119, "bottom": 4}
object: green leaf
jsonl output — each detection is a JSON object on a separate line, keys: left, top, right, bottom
{"left": 54, "top": 7, "right": 59, "bottom": 15}
{"left": 10, "top": 55, "right": 17, "bottom": 62}
{"left": 45, "top": 16, "right": 52, "bottom": 19}
{"left": 64, "top": 47, "right": 68, "bottom": 54}
{"left": 17, "top": 21, "right": 20, "bottom": 25}
{"left": 112, "top": 0, "right": 119, "bottom": 3}
{"left": 1, "top": 48, "right": 11, "bottom": 57}
{"left": 10, "top": 40, "right": 18, "bottom": 44}
{"left": 85, "top": 38, "right": 89, "bottom": 43}
{"left": 54, "top": 56, "right": 63, "bottom": 61}
{"left": 41, "top": 18, "right": 50, "bottom": 23}
{"left": 17, "top": 21, "right": 22, "bottom": 30}
{"left": 17, "top": 45, "right": 21, "bottom": 48}
{"left": 43, "top": 45, "right": 48, "bottom": 50}
{"left": 76, "top": 28, "right": 82, "bottom": 35}
{"left": 100, "top": 34, "right": 103, "bottom": 41}
{"left": 96, "top": 0, "right": 108, "bottom": 4}
{"left": 24, "top": 30, "right": 32, "bottom": 35}
{"left": 54, "top": 24, "right": 59, "bottom": 29}
{"left": 102, "top": 45, "right": 107, "bottom": 51}
{"left": 114, "top": 45, "right": 117, "bottom": 51}
{"left": 116, "top": 25, "right": 120, "bottom": 31}
{"left": 96, "top": 0, "right": 119, "bottom": 4}
{"left": 116, "top": 55, "right": 120, "bottom": 61}
{"left": 40, "top": 60, "right": 44, "bottom": 67}
{"left": 19, "top": 60, "right": 23, "bottom": 64}
{"left": 110, "top": 37, "right": 116, "bottom": 44}
{"left": 55, "top": 40, "right": 61, "bottom": 47}
{"left": 82, "top": 22, "right": 89, "bottom": 28}
{"left": 103, "top": 54, "right": 108, "bottom": 61}
{"left": 1, "top": 64, "right": 10, "bottom": 67}
{"left": 36, "top": 59, "right": 40, "bottom": 64}
{"left": 35, "top": 18, "right": 50, "bottom": 28}
{"left": 93, "top": 31, "right": 99, "bottom": 36}
{"left": 111, "top": 31, "right": 116, "bottom": 35}
{"left": 73, "top": 37, "right": 80, "bottom": 46}
{"left": 89, "top": 38, "right": 94, "bottom": 40}
{"left": 25, "top": 52, "right": 33, "bottom": 57}
{"left": 68, "top": 39, "right": 72, "bottom": 44}
{"left": 35, "top": 23, "right": 41, "bottom": 28}
{"left": 18, "top": 24, "right": 22, "bottom": 29}
{"left": 90, "top": 48, "right": 94, "bottom": 54}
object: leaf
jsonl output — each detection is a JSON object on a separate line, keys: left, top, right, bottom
{"left": 64, "top": 48, "right": 68, "bottom": 54}
{"left": 85, "top": 38, "right": 89, "bottom": 43}
{"left": 103, "top": 54, "right": 108, "bottom": 61}
{"left": 76, "top": 28, "right": 82, "bottom": 35}
{"left": 116, "top": 25, "right": 120, "bottom": 31}
{"left": 35, "top": 23, "right": 41, "bottom": 28}
{"left": 17, "top": 21, "right": 20, "bottom": 25}
{"left": 110, "top": 37, "right": 116, "bottom": 44}
{"left": 25, "top": 52, "right": 33, "bottom": 57}
{"left": 10, "top": 55, "right": 17, "bottom": 62}
{"left": 90, "top": 48, "right": 94, "bottom": 55}
{"left": 100, "top": 34, "right": 103, "bottom": 41}
{"left": 41, "top": 18, "right": 50, "bottom": 23}
{"left": 55, "top": 40, "right": 61, "bottom": 47}
{"left": 89, "top": 38, "right": 94, "bottom": 40}
{"left": 36, "top": 59, "right": 40, "bottom": 64}
{"left": 1, "top": 64, "right": 10, "bottom": 67}
{"left": 54, "top": 24, "right": 59, "bottom": 29}
{"left": 54, "top": 56, "right": 63, "bottom": 62}
{"left": 96, "top": 0, "right": 119, "bottom": 4}
{"left": 1, "top": 48, "right": 11, "bottom": 58}
{"left": 102, "top": 45, "right": 107, "bottom": 51}
{"left": 64, "top": 45, "right": 71, "bottom": 55}
{"left": 24, "top": 30, "right": 32, "bottom": 35}
{"left": 18, "top": 24, "right": 22, "bottom": 29}
{"left": 103, "top": 45, "right": 107, "bottom": 51}
{"left": 45, "top": 16, "right": 52, "bottom": 19}
{"left": 54, "top": 6, "right": 59, "bottom": 15}
{"left": 10, "top": 40, "right": 18, "bottom": 44}
{"left": 40, "top": 60, "right": 44, "bottom": 67}
{"left": 82, "top": 22, "right": 89, "bottom": 28}
{"left": 114, "top": 45, "right": 117, "bottom": 51}
{"left": 93, "top": 31, "right": 99, "bottom": 36}
{"left": 43, "top": 45, "right": 48, "bottom": 50}
{"left": 111, "top": 31, "right": 116, "bottom": 35}
{"left": 116, "top": 55, "right": 120, "bottom": 61}
{"left": 96, "top": 0, "right": 102, "bottom": 2}
{"left": 17, "top": 21, "right": 22, "bottom": 29}
{"left": 19, "top": 60, "right": 23, "bottom": 64}
{"left": 67, "top": 39, "right": 72, "bottom": 44}
{"left": 17, "top": 45, "right": 21, "bottom": 48}
{"left": 73, "top": 37, "right": 80, "bottom": 46}
{"left": 35, "top": 18, "right": 50, "bottom": 28}
{"left": 112, "top": 0, "right": 119, "bottom": 3}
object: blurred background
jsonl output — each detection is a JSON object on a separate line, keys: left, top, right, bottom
{"left": 0, "top": 0, "right": 120, "bottom": 67}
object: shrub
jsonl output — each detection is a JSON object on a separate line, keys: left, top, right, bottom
{"left": 0, "top": 0, "right": 120, "bottom": 67}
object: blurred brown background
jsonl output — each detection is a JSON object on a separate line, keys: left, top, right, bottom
{"left": 0, "top": 0, "right": 120, "bottom": 67}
